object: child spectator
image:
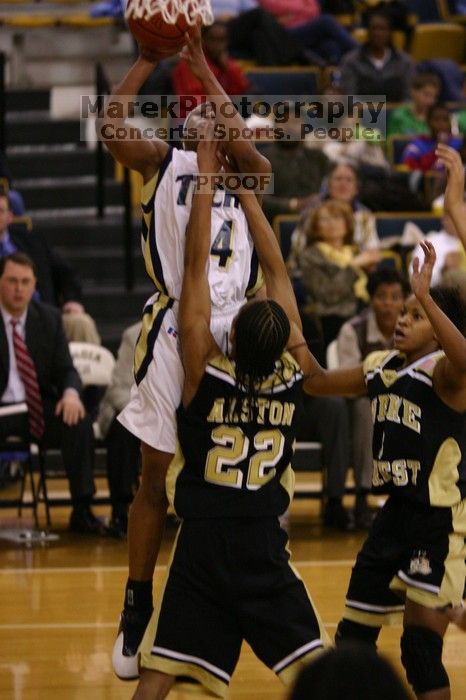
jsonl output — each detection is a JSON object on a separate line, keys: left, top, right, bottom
{"left": 402, "top": 104, "right": 463, "bottom": 172}
{"left": 388, "top": 73, "right": 441, "bottom": 138}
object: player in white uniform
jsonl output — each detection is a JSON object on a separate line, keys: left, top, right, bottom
{"left": 99, "top": 25, "right": 270, "bottom": 679}
{"left": 120, "top": 142, "right": 262, "bottom": 453}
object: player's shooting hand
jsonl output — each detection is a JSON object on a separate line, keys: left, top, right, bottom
{"left": 411, "top": 240, "right": 436, "bottom": 301}
{"left": 181, "top": 21, "right": 209, "bottom": 80}
{"left": 435, "top": 144, "right": 465, "bottom": 214}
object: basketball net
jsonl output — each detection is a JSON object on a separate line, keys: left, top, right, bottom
{"left": 125, "top": 0, "right": 214, "bottom": 25}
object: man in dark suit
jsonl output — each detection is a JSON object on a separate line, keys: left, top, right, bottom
{"left": 0, "top": 192, "right": 100, "bottom": 344}
{"left": 0, "top": 251, "right": 105, "bottom": 534}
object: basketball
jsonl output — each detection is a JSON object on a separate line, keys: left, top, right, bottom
{"left": 126, "top": 4, "right": 197, "bottom": 57}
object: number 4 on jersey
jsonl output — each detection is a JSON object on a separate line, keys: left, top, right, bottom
{"left": 211, "top": 220, "right": 234, "bottom": 268}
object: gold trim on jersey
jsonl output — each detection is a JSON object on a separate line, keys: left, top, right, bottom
{"left": 141, "top": 169, "right": 168, "bottom": 294}
{"left": 280, "top": 464, "right": 295, "bottom": 502}
{"left": 206, "top": 352, "right": 303, "bottom": 394}
{"left": 246, "top": 264, "right": 264, "bottom": 298}
{"left": 166, "top": 440, "right": 185, "bottom": 513}
{"left": 365, "top": 350, "right": 446, "bottom": 389}
{"left": 276, "top": 642, "right": 326, "bottom": 687}
{"left": 363, "top": 349, "right": 395, "bottom": 377}
{"left": 343, "top": 605, "right": 404, "bottom": 627}
{"left": 134, "top": 294, "right": 174, "bottom": 384}
{"left": 428, "top": 437, "right": 462, "bottom": 507}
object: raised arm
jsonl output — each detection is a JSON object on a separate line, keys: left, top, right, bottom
{"left": 179, "top": 129, "right": 220, "bottom": 404}
{"left": 234, "top": 177, "right": 366, "bottom": 396}
{"left": 181, "top": 26, "right": 271, "bottom": 179}
{"left": 412, "top": 240, "right": 466, "bottom": 381}
{"left": 237, "top": 191, "right": 302, "bottom": 332}
{"left": 436, "top": 144, "right": 466, "bottom": 250}
{"left": 97, "top": 53, "right": 169, "bottom": 182}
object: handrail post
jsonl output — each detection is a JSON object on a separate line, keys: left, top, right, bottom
{"left": 95, "top": 62, "right": 107, "bottom": 218}
{"left": 95, "top": 61, "right": 134, "bottom": 290}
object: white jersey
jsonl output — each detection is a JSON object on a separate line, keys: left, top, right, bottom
{"left": 141, "top": 147, "right": 262, "bottom": 316}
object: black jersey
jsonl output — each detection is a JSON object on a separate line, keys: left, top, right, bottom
{"left": 166, "top": 352, "right": 304, "bottom": 519}
{"left": 364, "top": 349, "right": 466, "bottom": 506}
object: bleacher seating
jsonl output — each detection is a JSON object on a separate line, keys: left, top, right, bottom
{"left": 437, "top": 0, "right": 466, "bottom": 23}
{"left": 245, "top": 67, "right": 320, "bottom": 97}
{"left": 387, "top": 134, "right": 413, "bottom": 165}
{"left": 410, "top": 23, "right": 466, "bottom": 62}
{"left": 375, "top": 212, "right": 441, "bottom": 240}
{"left": 272, "top": 214, "right": 300, "bottom": 261}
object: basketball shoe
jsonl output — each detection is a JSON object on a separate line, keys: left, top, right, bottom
{"left": 112, "top": 608, "right": 152, "bottom": 680}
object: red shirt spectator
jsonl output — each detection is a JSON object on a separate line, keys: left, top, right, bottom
{"left": 172, "top": 21, "right": 250, "bottom": 117}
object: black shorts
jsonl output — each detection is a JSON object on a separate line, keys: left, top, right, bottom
{"left": 139, "top": 517, "right": 329, "bottom": 698}
{"left": 343, "top": 495, "right": 466, "bottom": 627}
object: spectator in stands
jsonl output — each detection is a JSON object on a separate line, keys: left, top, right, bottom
{"left": 172, "top": 21, "right": 250, "bottom": 117}
{"left": 336, "top": 268, "right": 408, "bottom": 528}
{"left": 0, "top": 153, "right": 25, "bottom": 216}
{"left": 95, "top": 321, "right": 141, "bottom": 539}
{"left": 0, "top": 192, "right": 100, "bottom": 345}
{"left": 257, "top": 0, "right": 358, "bottom": 65}
{"left": 339, "top": 7, "right": 415, "bottom": 102}
{"left": 408, "top": 211, "right": 466, "bottom": 288}
{"left": 0, "top": 252, "right": 105, "bottom": 534}
{"left": 288, "top": 644, "right": 411, "bottom": 700}
{"left": 288, "top": 162, "right": 379, "bottom": 281}
{"left": 261, "top": 105, "right": 329, "bottom": 222}
{"left": 210, "top": 0, "right": 312, "bottom": 66}
{"left": 388, "top": 73, "right": 441, "bottom": 138}
{"left": 318, "top": 118, "right": 390, "bottom": 175}
{"left": 402, "top": 104, "right": 463, "bottom": 173}
{"left": 297, "top": 200, "right": 380, "bottom": 346}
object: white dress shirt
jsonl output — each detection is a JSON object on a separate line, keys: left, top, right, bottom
{"left": 0, "top": 306, "right": 28, "bottom": 404}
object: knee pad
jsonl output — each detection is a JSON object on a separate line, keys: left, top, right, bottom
{"left": 400, "top": 625, "right": 449, "bottom": 694}
{"left": 335, "top": 618, "right": 380, "bottom": 648}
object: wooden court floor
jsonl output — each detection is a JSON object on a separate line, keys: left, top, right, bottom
{"left": 0, "top": 481, "right": 465, "bottom": 700}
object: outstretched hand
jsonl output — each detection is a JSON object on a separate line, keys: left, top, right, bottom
{"left": 180, "top": 20, "right": 209, "bottom": 80}
{"left": 411, "top": 240, "right": 436, "bottom": 301}
{"left": 435, "top": 144, "right": 465, "bottom": 214}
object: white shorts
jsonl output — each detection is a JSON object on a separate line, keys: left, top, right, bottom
{"left": 118, "top": 292, "right": 243, "bottom": 453}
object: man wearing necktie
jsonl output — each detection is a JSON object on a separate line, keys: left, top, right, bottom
{"left": 0, "top": 252, "right": 105, "bottom": 534}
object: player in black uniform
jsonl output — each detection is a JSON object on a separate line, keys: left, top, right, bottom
{"left": 292, "top": 235, "right": 466, "bottom": 699}
{"left": 133, "top": 129, "right": 329, "bottom": 699}
{"left": 434, "top": 143, "right": 466, "bottom": 634}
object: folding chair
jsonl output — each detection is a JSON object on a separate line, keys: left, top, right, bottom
{"left": 0, "top": 403, "right": 50, "bottom": 529}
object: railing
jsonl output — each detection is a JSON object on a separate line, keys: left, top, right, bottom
{"left": 95, "top": 61, "right": 134, "bottom": 291}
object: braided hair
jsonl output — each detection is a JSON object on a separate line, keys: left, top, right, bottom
{"left": 232, "top": 300, "right": 290, "bottom": 420}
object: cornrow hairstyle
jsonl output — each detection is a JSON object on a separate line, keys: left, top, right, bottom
{"left": 430, "top": 286, "right": 466, "bottom": 336}
{"left": 233, "top": 300, "right": 290, "bottom": 421}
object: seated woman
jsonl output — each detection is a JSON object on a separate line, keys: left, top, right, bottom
{"left": 296, "top": 200, "right": 380, "bottom": 347}
{"left": 288, "top": 162, "right": 379, "bottom": 282}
